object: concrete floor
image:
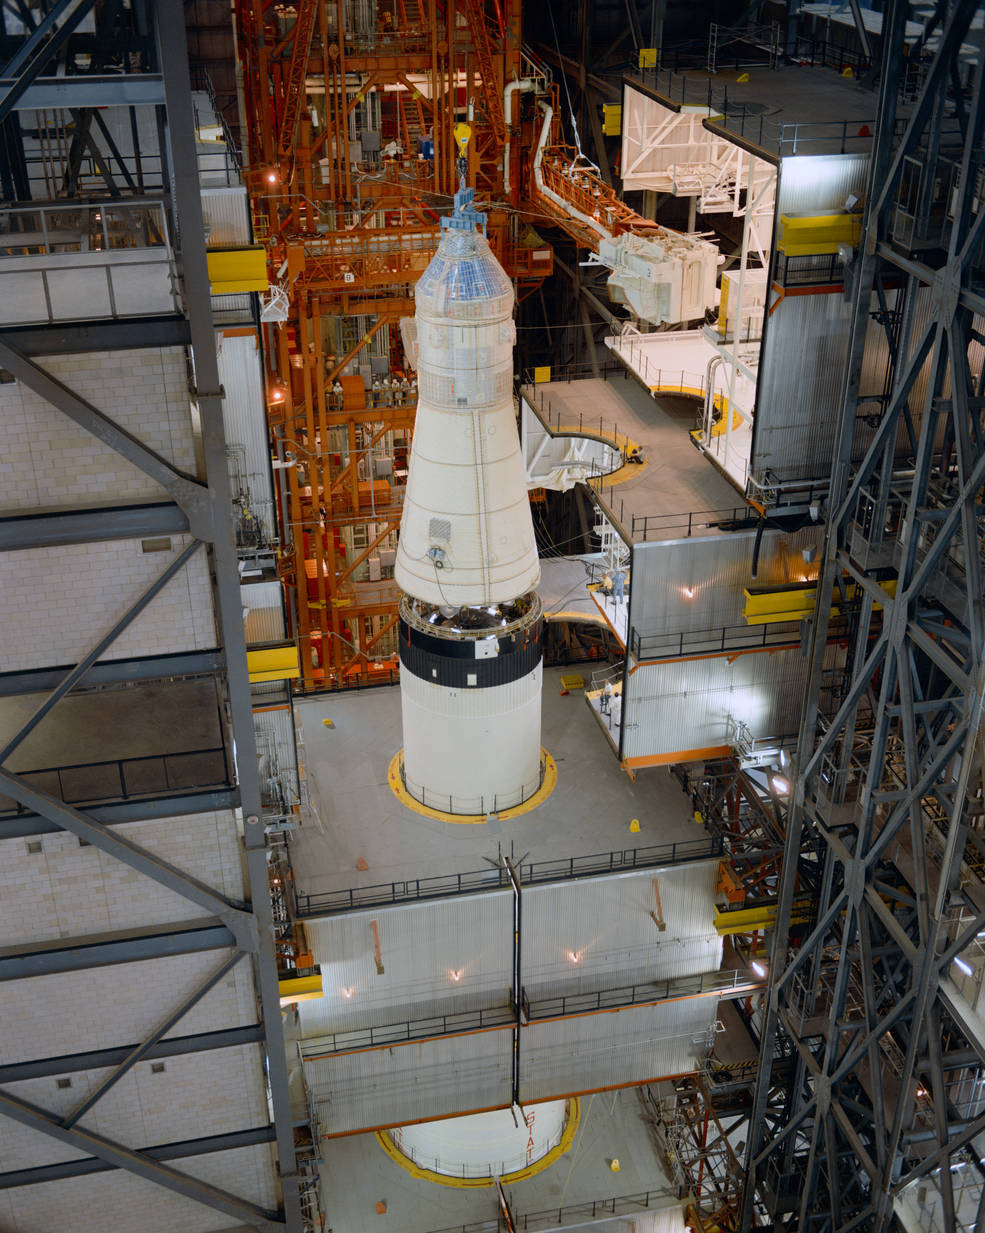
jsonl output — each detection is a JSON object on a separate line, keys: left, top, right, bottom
{"left": 317, "top": 1087, "right": 682, "bottom": 1233}
{"left": 532, "top": 376, "right": 740, "bottom": 539}
{"left": 290, "top": 665, "right": 702, "bottom": 902}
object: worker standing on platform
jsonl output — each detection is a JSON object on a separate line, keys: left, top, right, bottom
{"left": 331, "top": 379, "right": 344, "bottom": 411}
{"left": 382, "top": 375, "right": 394, "bottom": 407}
{"left": 399, "top": 375, "right": 411, "bottom": 403}
{"left": 371, "top": 376, "right": 382, "bottom": 407}
{"left": 601, "top": 680, "right": 613, "bottom": 715}
{"left": 612, "top": 568, "right": 627, "bottom": 604}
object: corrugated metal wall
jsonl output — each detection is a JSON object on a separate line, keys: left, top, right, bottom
{"left": 242, "top": 579, "right": 286, "bottom": 644}
{"left": 753, "top": 284, "right": 937, "bottom": 488}
{"left": 299, "top": 894, "right": 513, "bottom": 1035}
{"left": 521, "top": 863, "right": 722, "bottom": 1000}
{"left": 775, "top": 151, "right": 869, "bottom": 216}
{"left": 253, "top": 705, "right": 298, "bottom": 807}
{"left": 305, "top": 1028, "right": 514, "bottom": 1134}
{"left": 751, "top": 153, "right": 946, "bottom": 490}
{"left": 519, "top": 997, "right": 719, "bottom": 1103}
{"left": 629, "top": 527, "right": 822, "bottom": 638}
{"left": 201, "top": 186, "right": 251, "bottom": 246}
{"left": 217, "top": 332, "right": 276, "bottom": 541}
{"left": 621, "top": 645, "right": 811, "bottom": 760}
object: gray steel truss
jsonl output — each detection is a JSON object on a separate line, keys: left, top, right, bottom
{"left": 743, "top": 3, "right": 985, "bottom": 1231}
{"left": 0, "top": 0, "right": 303, "bottom": 1226}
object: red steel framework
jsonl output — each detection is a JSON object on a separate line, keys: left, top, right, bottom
{"left": 233, "top": 0, "right": 708, "bottom": 688}
{"left": 234, "top": 0, "right": 567, "bottom": 687}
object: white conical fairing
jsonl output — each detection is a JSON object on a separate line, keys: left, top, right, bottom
{"left": 395, "top": 225, "right": 540, "bottom": 606}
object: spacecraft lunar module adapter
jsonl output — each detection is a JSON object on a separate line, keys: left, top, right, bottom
{"left": 395, "top": 186, "right": 543, "bottom": 815}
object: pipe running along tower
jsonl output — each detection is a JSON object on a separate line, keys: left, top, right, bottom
{"left": 394, "top": 164, "right": 543, "bottom": 816}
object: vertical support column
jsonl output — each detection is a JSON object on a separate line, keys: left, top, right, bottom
{"left": 504, "top": 855, "right": 523, "bottom": 1108}
{"left": 155, "top": 0, "right": 302, "bottom": 1225}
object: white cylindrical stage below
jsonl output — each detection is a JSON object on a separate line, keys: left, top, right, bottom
{"left": 388, "top": 1100, "right": 570, "bottom": 1180}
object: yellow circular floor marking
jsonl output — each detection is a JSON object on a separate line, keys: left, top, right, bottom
{"left": 376, "top": 1098, "right": 581, "bottom": 1189}
{"left": 387, "top": 749, "right": 557, "bottom": 824}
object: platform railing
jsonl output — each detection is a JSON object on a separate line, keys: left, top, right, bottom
{"left": 425, "top": 1185, "right": 679, "bottom": 1233}
{"left": 294, "top": 835, "right": 724, "bottom": 916}
{"left": 629, "top": 506, "right": 755, "bottom": 541}
{"left": 0, "top": 745, "right": 232, "bottom": 815}
{"left": 629, "top": 619, "right": 802, "bottom": 662}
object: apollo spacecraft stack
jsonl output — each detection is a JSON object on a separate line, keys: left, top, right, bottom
{"left": 394, "top": 184, "right": 543, "bottom": 815}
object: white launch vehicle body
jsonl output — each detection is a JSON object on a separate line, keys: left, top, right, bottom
{"left": 395, "top": 187, "right": 544, "bottom": 815}
{"left": 396, "top": 221, "right": 539, "bottom": 604}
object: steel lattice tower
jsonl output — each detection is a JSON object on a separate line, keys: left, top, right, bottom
{"left": 743, "top": 1, "right": 985, "bottom": 1229}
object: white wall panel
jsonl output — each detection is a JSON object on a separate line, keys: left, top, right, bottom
{"left": 521, "top": 863, "right": 722, "bottom": 1000}
{"left": 622, "top": 646, "right": 808, "bottom": 760}
{"left": 0, "top": 348, "right": 194, "bottom": 513}
{"left": 0, "top": 1142, "right": 278, "bottom": 1233}
{"left": 754, "top": 282, "right": 934, "bottom": 490}
{"left": 305, "top": 1028, "right": 513, "bottom": 1133}
{"left": 0, "top": 811, "right": 244, "bottom": 947}
{"left": 0, "top": 536, "right": 216, "bottom": 670}
{"left": 0, "top": 1044, "right": 269, "bottom": 1171}
{"left": 0, "top": 954, "right": 258, "bottom": 1065}
{"left": 629, "top": 528, "right": 822, "bottom": 640}
{"left": 300, "top": 893, "right": 513, "bottom": 1034}
{"left": 519, "top": 997, "right": 718, "bottom": 1103}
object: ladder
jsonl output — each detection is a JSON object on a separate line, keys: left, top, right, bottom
{"left": 278, "top": 0, "right": 319, "bottom": 159}
{"left": 707, "top": 22, "right": 718, "bottom": 75}
{"left": 464, "top": 0, "right": 507, "bottom": 146}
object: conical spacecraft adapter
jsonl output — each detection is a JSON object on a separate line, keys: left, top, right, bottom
{"left": 395, "top": 186, "right": 544, "bottom": 816}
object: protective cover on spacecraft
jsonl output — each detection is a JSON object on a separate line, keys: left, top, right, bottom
{"left": 395, "top": 226, "right": 540, "bottom": 606}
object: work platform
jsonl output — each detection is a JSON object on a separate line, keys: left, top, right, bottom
{"left": 290, "top": 664, "right": 702, "bottom": 906}
{"left": 523, "top": 374, "right": 743, "bottom": 541}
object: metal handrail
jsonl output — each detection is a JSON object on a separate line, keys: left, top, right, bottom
{"left": 629, "top": 506, "right": 755, "bottom": 541}
{"left": 300, "top": 1005, "right": 516, "bottom": 1057}
{"left": 629, "top": 618, "right": 803, "bottom": 662}
{"left": 527, "top": 968, "right": 755, "bottom": 1020}
{"left": 299, "top": 967, "right": 753, "bottom": 1058}
{"left": 294, "top": 835, "right": 724, "bottom": 916}
{"left": 0, "top": 745, "right": 232, "bottom": 815}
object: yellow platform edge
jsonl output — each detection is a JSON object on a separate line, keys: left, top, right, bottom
{"left": 388, "top": 749, "right": 557, "bottom": 824}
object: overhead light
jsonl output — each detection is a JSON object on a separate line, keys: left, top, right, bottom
{"left": 751, "top": 961, "right": 767, "bottom": 978}
{"left": 567, "top": 950, "right": 581, "bottom": 965}
{"left": 450, "top": 969, "right": 462, "bottom": 982}
{"left": 266, "top": 170, "right": 279, "bottom": 184}
{"left": 954, "top": 956, "right": 973, "bottom": 977}
{"left": 683, "top": 586, "right": 695, "bottom": 599}
{"left": 779, "top": 749, "right": 789, "bottom": 769}
{"left": 916, "top": 1087, "right": 928, "bottom": 1098}
{"left": 770, "top": 775, "right": 790, "bottom": 795}
{"left": 342, "top": 987, "right": 353, "bottom": 999}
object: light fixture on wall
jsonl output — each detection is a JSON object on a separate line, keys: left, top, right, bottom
{"left": 450, "top": 969, "right": 462, "bottom": 982}
{"left": 751, "top": 961, "right": 767, "bottom": 978}
{"left": 683, "top": 586, "right": 695, "bottom": 599}
{"left": 567, "top": 950, "right": 582, "bottom": 965}
{"left": 342, "top": 987, "right": 353, "bottom": 999}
